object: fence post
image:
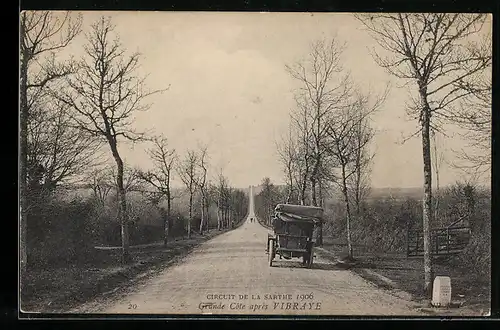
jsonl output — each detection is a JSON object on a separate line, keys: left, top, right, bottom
{"left": 447, "top": 228, "right": 450, "bottom": 255}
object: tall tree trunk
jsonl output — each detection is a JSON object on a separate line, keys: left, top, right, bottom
{"left": 432, "top": 132, "right": 441, "bottom": 223}
{"left": 311, "top": 107, "right": 320, "bottom": 207}
{"left": 300, "top": 175, "right": 307, "bottom": 205}
{"left": 310, "top": 177, "right": 317, "bottom": 207}
{"left": 199, "top": 194, "right": 205, "bottom": 234}
{"left": 163, "top": 211, "right": 169, "bottom": 246}
{"left": 354, "top": 119, "right": 363, "bottom": 216}
{"left": 354, "top": 153, "right": 362, "bottom": 216}
{"left": 219, "top": 205, "right": 226, "bottom": 230}
{"left": 110, "top": 147, "right": 130, "bottom": 264}
{"left": 286, "top": 185, "right": 292, "bottom": 204}
{"left": 420, "top": 95, "right": 434, "bottom": 295}
{"left": 318, "top": 181, "right": 323, "bottom": 208}
{"left": 217, "top": 201, "right": 221, "bottom": 230}
{"left": 287, "top": 169, "right": 294, "bottom": 203}
{"left": 341, "top": 163, "right": 353, "bottom": 259}
{"left": 317, "top": 180, "right": 323, "bottom": 246}
{"left": 19, "top": 52, "right": 29, "bottom": 273}
{"left": 300, "top": 153, "right": 310, "bottom": 205}
{"left": 205, "top": 202, "right": 210, "bottom": 232}
{"left": 188, "top": 188, "right": 193, "bottom": 239}
{"left": 165, "top": 189, "right": 171, "bottom": 246}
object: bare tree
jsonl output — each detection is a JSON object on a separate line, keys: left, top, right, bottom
{"left": 431, "top": 130, "right": 445, "bottom": 223}
{"left": 276, "top": 120, "right": 299, "bottom": 204}
{"left": 289, "top": 96, "right": 315, "bottom": 205}
{"left": 55, "top": 16, "right": 166, "bottom": 264}
{"left": 453, "top": 30, "right": 492, "bottom": 178}
{"left": 259, "top": 177, "right": 278, "bottom": 226}
{"left": 325, "top": 91, "right": 382, "bottom": 259}
{"left": 285, "top": 38, "right": 353, "bottom": 247}
{"left": 20, "top": 11, "right": 83, "bottom": 271}
{"left": 215, "top": 169, "right": 230, "bottom": 230}
{"left": 207, "top": 182, "right": 219, "bottom": 230}
{"left": 285, "top": 38, "right": 352, "bottom": 207}
{"left": 356, "top": 13, "right": 491, "bottom": 294}
{"left": 227, "top": 186, "right": 234, "bottom": 227}
{"left": 347, "top": 96, "right": 377, "bottom": 217}
{"left": 195, "top": 144, "right": 209, "bottom": 234}
{"left": 178, "top": 150, "right": 200, "bottom": 239}
{"left": 137, "top": 135, "right": 177, "bottom": 245}
{"left": 108, "top": 163, "right": 143, "bottom": 205}
{"left": 27, "top": 98, "right": 102, "bottom": 195}
{"left": 88, "top": 167, "right": 114, "bottom": 206}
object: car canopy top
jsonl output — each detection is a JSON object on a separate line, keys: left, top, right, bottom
{"left": 274, "top": 204, "right": 324, "bottom": 219}
{"left": 274, "top": 212, "right": 319, "bottom": 224}
{"left": 273, "top": 204, "right": 323, "bottom": 226}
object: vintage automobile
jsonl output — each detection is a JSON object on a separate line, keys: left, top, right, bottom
{"left": 266, "top": 204, "right": 323, "bottom": 268}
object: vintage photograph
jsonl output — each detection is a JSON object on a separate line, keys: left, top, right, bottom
{"left": 19, "top": 11, "right": 492, "bottom": 317}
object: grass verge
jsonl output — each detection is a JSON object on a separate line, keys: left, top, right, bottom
{"left": 21, "top": 228, "right": 234, "bottom": 313}
{"left": 317, "top": 242, "right": 490, "bottom": 316}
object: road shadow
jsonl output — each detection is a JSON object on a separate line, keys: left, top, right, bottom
{"left": 195, "top": 246, "right": 267, "bottom": 255}
{"left": 312, "top": 262, "right": 352, "bottom": 271}
{"left": 204, "top": 241, "right": 265, "bottom": 249}
{"left": 270, "top": 260, "right": 351, "bottom": 271}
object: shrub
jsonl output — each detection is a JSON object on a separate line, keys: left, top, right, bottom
{"left": 323, "top": 181, "right": 490, "bottom": 278}
{"left": 27, "top": 195, "right": 96, "bottom": 268}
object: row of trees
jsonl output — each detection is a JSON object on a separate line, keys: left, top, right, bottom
{"left": 275, "top": 38, "right": 386, "bottom": 254}
{"left": 271, "top": 13, "right": 491, "bottom": 295}
{"left": 20, "top": 12, "right": 248, "bottom": 270}
{"left": 254, "top": 178, "right": 284, "bottom": 227}
{"left": 137, "top": 138, "right": 247, "bottom": 242}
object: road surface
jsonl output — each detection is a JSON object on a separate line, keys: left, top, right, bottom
{"left": 73, "top": 186, "right": 425, "bottom": 316}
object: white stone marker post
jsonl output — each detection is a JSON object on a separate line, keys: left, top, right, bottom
{"left": 431, "top": 276, "right": 452, "bottom": 307}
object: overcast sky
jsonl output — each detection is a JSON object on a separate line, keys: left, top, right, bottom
{"left": 58, "top": 11, "right": 491, "bottom": 189}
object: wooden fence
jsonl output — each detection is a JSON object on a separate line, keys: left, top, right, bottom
{"left": 407, "top": 226, "right": 471, "bottom": 257}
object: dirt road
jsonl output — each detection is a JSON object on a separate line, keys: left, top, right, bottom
{"left": 73, "top": 187, "right": 426, "bottom": 316}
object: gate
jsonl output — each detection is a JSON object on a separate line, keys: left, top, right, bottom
{"left": 407, "top": 224, "right": 471, "bottom": 257}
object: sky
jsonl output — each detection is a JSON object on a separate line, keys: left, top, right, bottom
{"left": 51, "top": 11, "right": 491, "bottom": 189}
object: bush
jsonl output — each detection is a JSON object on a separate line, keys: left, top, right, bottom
{"left": 456, "top": 187, "right": 491, "bottom": 278}
{"left": 324, "top": 182, "right": 490, "bottom": 277}
{"left": 169, "top": 211, "right": 188, "bottom": 237}
{"left": 25, "top": 185, "right": 250, "bottom": 269}
{"left": 27, "top": 196, "right": 96, "bottom": 268}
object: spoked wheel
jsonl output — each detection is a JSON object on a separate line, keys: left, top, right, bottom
{"left": 268, "top": 240, "right": 275, "bottom": 267}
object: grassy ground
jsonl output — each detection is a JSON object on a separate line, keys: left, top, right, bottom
{"left": 319, "top": 239, "right": 491, "bottom": 316}
{"left": 21, "top": 228, "right": 234, "bottom": 313}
